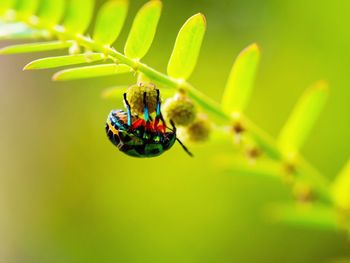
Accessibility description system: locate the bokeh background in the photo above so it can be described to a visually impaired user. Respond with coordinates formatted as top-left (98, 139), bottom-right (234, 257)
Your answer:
top-left (1, 0), bottom-right (350, 262)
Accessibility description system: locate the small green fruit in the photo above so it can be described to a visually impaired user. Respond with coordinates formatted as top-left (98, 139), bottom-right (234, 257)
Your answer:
top-left (126, 83), bottom-right (158, 115)
top-left (163, 94), bottom-right (197, 126)
top-left (184, 114), bottom-right (211, 142)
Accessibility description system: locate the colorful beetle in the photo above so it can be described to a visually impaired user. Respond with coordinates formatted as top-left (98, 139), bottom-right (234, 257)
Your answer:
top-left (106, 89), bottom-right (192, 158)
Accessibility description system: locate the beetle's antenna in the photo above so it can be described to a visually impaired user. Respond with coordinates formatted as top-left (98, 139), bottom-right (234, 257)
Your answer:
top-left (170, 120), bottom-right (193, 157)
top-left (123, 93), bottom-right (132, 126)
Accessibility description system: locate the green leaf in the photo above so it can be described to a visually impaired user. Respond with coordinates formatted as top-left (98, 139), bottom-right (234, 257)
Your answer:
top-left (24, 53), bottom-right (105, 70)
top-left (216, 154), bottom-right (281, 180)
top-left (228, 159), bottom-right (280, 180)
top-left (53, 64), bottom-right (132, 81)
top-left (0, 0), bottom-right (15, 14)
top-left (102, 85), bottom-right (175, 100)
top-left (329, 258), bottom-right (350, 263)
top-left (15, 0), bottom-right (39, 18)
top-left (332, 159), bottom-right (350, 211)
top-left (63, 0), bottom-right (94, 34)
top-left (101, 86), bottom-right (128, 99)
top-left (221, 43), bottom-right (260, 113)
top-left (267, 203), bottom-right (338, 231)
top-left (94, 0), bottom-right (128, 45)
top-left (277, 81), bottom-right (329, 156)
top-left (37, 0), bottom-right (65, 26)
top-left (0, 40), bottom-right (72, 54)
top-left (167, 13), bottom-right (206, 80)
top-left (124, 0), bottom-right (162, 60)
top-left (0, 22), bottom-right (48, 40)
top-left (0, 30), bottom-right (47, 40)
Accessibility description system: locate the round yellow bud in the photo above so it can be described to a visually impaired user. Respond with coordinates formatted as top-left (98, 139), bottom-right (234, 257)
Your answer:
top-left (163, 94), bottom-right (197, 126)
top-left (185, 114), bottom-right (211, 142)
top-left (126, 83), bottom-right (158, 115)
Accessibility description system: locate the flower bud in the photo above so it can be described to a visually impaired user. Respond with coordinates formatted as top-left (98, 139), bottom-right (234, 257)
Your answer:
top-left (126, 83), bottom-right (158, 115)
top-left (184, 114), bottom-right (211, 142)
top-left (293, 182), bottom-right (314, 203)
top-left (163, 94), bottom-right (196, 126)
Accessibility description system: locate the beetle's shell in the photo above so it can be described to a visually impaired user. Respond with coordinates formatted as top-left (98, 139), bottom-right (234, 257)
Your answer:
top-left (106, 110), bottom-right (176, 158)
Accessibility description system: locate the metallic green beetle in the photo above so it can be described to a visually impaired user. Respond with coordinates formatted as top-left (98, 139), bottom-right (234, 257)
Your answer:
top-left (106, 90), bottom-right (192, 158)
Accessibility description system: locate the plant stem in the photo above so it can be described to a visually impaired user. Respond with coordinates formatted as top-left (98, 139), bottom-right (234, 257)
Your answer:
top-left (16, 14), bottom-right (332, 202)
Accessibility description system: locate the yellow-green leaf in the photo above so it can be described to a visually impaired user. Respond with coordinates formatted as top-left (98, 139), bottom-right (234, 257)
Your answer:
top-left (0, 22), bottom-right (48, 40)
top-left (267, 203), bottom-right (338, 231)
top-left (15, 0), bottom-right (39, 18)
top-left (102, 85), bottom-right (175, 100)
top-left (53, 64), bottom-right (132, 81)
top-left (329, 259), bottom-right (350, 263)
top-left (124, 0), bottom-right (162, 60)
top-left (63, 0), bottom-right (94, 34)
top-left (278, 81), bottom-right (329, 156)
top-left (0, 0), bottom-right (15, 14)
top-left (37, 0), bottom-right (65, 26)
top-left (167, 13), bottom-right (206, 80)
top-left (218, 154), bottom-right (281, 180)
top-left (221, 43), bottom-right (260, 113)
top-left (24, 53), bottom-right (105, 70)
top-left (332, 160), bottom-right (350, 211)
top-left (1, 0), bottom-right (15, 9)
top-left (101, 86), bottom-right (128, 99)
top-left (94, 0), bottom-right (128, 45)
top-left (0, 41), bottom-right (72, 54)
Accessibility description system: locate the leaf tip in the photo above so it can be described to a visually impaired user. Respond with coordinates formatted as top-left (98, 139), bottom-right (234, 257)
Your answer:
top-left (306, 80), bottom-right (330, 99)
top-left (0, 47), bottom-right (8, 55)
top-left (101, 91), bottom-right (108, 99)
top-left (23, 62), bottom-right (33, 71)
top-left (250, 43), bottom-right (260, 52)
top-left (241, 43), bottom-right (260, 57)
top-left (146, 0), bottom-right (163, 9)
top-left (189, 13), bottom-right (207, 28)
top-left (197, 13), bottom-right (207, 25)
top-left (313, 80), bottom-right (329, 92)
top-left (52, 72), bottom-right (62, 81)
top-left (122, 0), bottom-right (130, 8)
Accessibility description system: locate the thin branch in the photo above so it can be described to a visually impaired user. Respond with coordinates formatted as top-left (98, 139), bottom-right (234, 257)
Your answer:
top-left (6, 12), bottom-right (332, 202)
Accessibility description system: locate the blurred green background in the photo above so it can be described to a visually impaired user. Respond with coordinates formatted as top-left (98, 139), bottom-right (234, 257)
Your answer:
top-left (1, 0), bottom-right (350, 262)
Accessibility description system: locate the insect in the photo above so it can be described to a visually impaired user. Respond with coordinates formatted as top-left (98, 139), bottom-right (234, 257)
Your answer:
top-left (105, 89), bottom-right (192, 158)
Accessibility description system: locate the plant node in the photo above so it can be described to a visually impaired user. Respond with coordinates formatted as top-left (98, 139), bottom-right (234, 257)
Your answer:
top-left (232, 121), bottom-right (245, 134)
top-left (293, 182), bottom-right (314, 203)
top-left (281, 162), bottom-right (296, 185)
top-left (246, 146), bottom-right (261, 163)
top-left (69, 42), bottom-right (81, 55)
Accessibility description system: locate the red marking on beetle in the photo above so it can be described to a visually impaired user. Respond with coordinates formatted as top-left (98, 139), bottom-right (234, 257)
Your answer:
top-left (131, 119), bottom-right (146, 129)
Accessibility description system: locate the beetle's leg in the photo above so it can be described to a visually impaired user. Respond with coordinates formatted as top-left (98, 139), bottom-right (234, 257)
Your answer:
top-left (153, 89), bottom-right (167, 132)
top-left (123, 93), bottom-right (132, 126)
top-left (157, 89), bottom-right (166, 124)
top-left (141, 92), bottom-right (152, 140)
top-left (143, 92), bottom-right (150, 123)
top-left (170, 120), bottom-right (193, 157)
top-left (155, 89), bottom-right (161, 118)
top-left (176, 138), bottom-right (193, 157)
top-left (154, 89), bottom-right (161, 128)
top-left (170, 120), bottom-right (176, 132)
